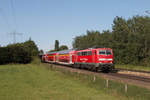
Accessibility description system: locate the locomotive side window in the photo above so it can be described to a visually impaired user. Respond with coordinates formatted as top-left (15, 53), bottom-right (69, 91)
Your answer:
top-left (79, 51), bottom-right (92, 56)
top-left (99, 50), bottom-right (105, 55)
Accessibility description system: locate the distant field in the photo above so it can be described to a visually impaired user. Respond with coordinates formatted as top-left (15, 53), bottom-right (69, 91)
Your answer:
top-left (0, 63), bottom-right (149, 100)
top-left (116, 64), bottom-right (150, 72)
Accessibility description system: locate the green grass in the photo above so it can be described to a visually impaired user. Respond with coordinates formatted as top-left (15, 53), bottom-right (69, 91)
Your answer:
top-left (115, 64), bottom-right (150, 72)
top-left (0, 64), bottom-right (150, 100)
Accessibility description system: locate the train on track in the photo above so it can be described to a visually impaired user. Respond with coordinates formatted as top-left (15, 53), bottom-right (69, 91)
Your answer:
top-left (42, 48), bottom-right (114, 72)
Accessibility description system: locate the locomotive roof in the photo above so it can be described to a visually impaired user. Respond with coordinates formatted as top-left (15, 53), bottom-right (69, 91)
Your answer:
top-left (76, 48), bottom-right (112, 52)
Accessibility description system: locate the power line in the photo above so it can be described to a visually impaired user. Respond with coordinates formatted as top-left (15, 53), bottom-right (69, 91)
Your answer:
top-left (10, 0), bottom-right (17, 30)
top-left (9, 0), bottom-right (23, 44)
top-left (9, 31), bottom-right (22, 43)
top-left (0, 8), bottom-right (11, 30)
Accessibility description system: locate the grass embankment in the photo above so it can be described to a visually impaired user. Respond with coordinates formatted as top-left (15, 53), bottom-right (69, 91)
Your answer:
top-left (116, 64), bottom-right (150, 72)
top-left (0, 63), bottom-right (149, 100)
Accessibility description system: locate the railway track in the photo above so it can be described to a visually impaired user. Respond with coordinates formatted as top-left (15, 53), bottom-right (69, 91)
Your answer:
top-left (116, 68), bottom-right (150, 74)
top-left (46, 63), bottom-right (150, 89)
top-left (108, 73), bottom-right (150, 83)
top-left (115, 68), bottom-right (150, 79)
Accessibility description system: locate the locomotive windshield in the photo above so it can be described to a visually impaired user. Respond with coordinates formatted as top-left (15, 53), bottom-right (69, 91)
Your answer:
top-left (99, 50), bottom-right (112, 55)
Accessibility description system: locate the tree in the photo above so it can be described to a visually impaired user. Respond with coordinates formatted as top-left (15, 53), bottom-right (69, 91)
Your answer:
top-left (111, 16), bottom-right (150, 65)
top-left (23, 39), bottom-right (39, 56)
top-left (55, 40), bottom-right (59, 51)
top-left (39, 49), bottom-right (44, 55)
top-left (73, 30), bottom-right (101, 49)
top-left (59, 45), bottom-right (68, 50)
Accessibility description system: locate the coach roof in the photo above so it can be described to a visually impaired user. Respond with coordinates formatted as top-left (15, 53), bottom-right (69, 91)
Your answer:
top-left (58, 49), bottom-right (75, 54)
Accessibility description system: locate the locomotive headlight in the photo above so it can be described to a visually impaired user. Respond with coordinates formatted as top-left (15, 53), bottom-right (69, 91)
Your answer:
top-left (99, 61), bottom-right (102, 63)
top-left (99, 58), bottom-right (105, 61)
top-left (107, 58), bottom-right (112, 61)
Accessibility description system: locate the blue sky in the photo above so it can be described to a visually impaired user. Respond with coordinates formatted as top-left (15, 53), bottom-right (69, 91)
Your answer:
top-left (0, 0), bottom-right (150, 51)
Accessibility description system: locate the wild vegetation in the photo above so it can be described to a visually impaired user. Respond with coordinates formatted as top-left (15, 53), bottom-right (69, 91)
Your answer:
top-left (73, 16), bottom-right (150, 66)
top-left (0, 39), bottom-right (39, 65)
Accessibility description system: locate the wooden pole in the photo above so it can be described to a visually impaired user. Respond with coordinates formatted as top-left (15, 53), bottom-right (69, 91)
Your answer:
top-left (106, 79), bottom-right (109, 88)
top-left (93, 76), bottom-right (96, 82)
top-left (125, 84), bottom-right (128, 93)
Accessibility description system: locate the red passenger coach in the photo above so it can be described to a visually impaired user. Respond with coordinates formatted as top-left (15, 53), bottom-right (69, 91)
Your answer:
top-left (42, 53), bottom-right (49, 62)
top-left (41, 54), bottom-right (46, 62)
top-left (46, 52), bottom-right (57, 63)
top-left (56, 49), bottom-right (76, 65)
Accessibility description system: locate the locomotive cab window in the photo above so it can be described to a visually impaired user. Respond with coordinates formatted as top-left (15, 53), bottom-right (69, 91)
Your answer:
top-left (99, 50), bottom-right (112, 55)
top-left (106, 50), bottom-right (112, 55)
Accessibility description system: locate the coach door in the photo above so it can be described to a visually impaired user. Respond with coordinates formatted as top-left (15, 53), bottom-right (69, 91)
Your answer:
top-left (56, 55), bottom-right (59, 62)
top-left (54, 55), bottom-right (55, 62)
top-left (70, 54), bottom-right (72, 64)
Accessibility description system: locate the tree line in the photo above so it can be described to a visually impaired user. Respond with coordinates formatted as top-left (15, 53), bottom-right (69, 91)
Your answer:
top-left (49, 40), bottom-right (68, 52)
top-left (0, 39), bottom-right (39, 65)
top-left (73, 16), bottom-right (150, 66)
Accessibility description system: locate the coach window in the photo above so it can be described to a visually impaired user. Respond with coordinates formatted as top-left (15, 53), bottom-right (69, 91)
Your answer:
top-left (82, 52), bottom-right (84, 56)
top-left (82, 52), bottom-right (85, 56)
top-left (87, 51), bottom-right (92, 55)
top-left (86, 52), bottom-right (88, 55)
top-left (89, 51), bottom-right (92, 55)
top-left (85, 52), bottom-right (88, 55)
top-left (81, 52), bottom-right (83, 56)
top-left (78, 52), bottom-right (80, 55)
top-left (82, 52), bottom-right (87, 56)
top-left (83, 52), bottom-right (85, 56)
top-left (87, 51), bottom-right (89, 55)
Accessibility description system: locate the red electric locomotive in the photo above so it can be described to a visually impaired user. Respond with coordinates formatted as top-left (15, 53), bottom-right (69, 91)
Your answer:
top-left (74, 48), bottom-right (114, 72)
top-left (42, 48), bottom-right (114, 72)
